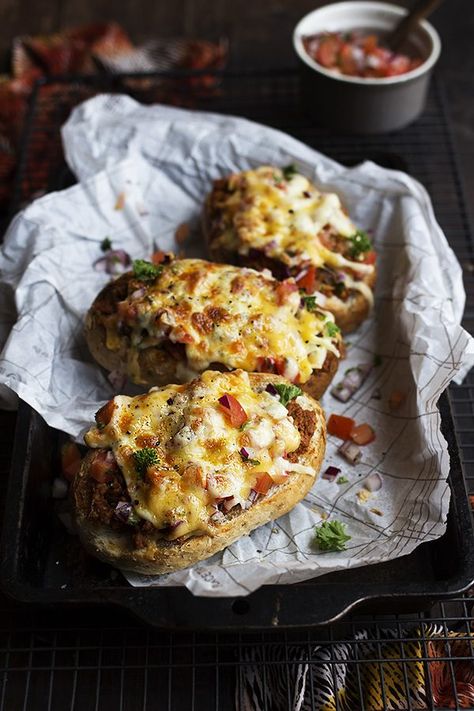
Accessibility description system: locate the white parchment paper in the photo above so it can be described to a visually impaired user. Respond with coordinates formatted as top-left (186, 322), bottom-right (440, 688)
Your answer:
top-left (0, 94), bottom-right (473, 597)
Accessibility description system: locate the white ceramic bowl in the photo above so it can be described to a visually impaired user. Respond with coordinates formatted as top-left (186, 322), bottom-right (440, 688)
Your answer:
top-left (293, 1), bottom-right (442, 133)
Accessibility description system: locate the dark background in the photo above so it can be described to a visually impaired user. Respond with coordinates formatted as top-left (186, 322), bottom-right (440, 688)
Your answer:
top-left (0, 0), bottom-right (472, 216)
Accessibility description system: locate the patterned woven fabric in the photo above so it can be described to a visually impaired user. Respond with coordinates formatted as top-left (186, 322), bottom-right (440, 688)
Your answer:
top-left (237, 625), bottom-right (474, 710)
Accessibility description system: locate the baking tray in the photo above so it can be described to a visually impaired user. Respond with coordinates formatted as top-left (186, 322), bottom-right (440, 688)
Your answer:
top-left (1, 393), bottom-right (473, 629)
top-left (1, 70), bottom-right (474, 629)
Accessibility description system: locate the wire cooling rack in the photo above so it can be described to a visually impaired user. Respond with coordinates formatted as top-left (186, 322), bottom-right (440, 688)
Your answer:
top-left (0, 69), bottom-right (473, 710)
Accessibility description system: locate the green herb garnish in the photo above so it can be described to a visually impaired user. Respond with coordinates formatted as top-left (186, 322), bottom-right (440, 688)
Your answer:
top-left (326, 321), bottom-right (340, 338)
top-left (314, 520), bottom-right (351, 552)
top-left (273, 383), bottom-right (302, 407)
top-left (248, 459), bottom-right (261, 466)
top-left (348, 230), bottom-right (372, 259)
top-left (101, 237), bottom-right (112, 252)
top-left (302, 295), bottom-right (318, 312)
top-left (282, 163), bottom-right (297, 181)
top-left (239, 420), bottom-right (252, 431)
top-left (133, 447), bottom-right (159, 476)
top-left (133, 259), bottom-right (163, 281)
top-left (337, 476), bottom-right (349, 485)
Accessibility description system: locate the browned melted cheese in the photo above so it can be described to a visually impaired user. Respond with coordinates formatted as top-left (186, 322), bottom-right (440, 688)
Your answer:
top-left (106, 259), bottom-right (341, 384)
top-left (211, 166), bottom-right (375, 303)
top-left (85, 370), bottom-right (319, 539)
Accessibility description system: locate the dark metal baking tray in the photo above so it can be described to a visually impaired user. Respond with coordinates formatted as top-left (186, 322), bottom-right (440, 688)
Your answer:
top-left (1, 394), bottom-right (473, 629)
top-left (1, 70), bottom-right (474, 629)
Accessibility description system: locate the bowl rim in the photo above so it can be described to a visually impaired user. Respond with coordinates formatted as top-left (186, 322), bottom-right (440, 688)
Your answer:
top-left (293, 1), bottom-right (442, 86)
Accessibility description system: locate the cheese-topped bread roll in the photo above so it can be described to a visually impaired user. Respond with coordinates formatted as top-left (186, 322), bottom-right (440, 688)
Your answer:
top-left (73, 370), bottom-right (326, 574)
top-left (204, 165), bottom-right (376, 333)
top-left (85, 255), bottom-right (342, 399)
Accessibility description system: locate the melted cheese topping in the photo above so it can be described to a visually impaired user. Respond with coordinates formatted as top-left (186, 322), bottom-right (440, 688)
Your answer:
top-left (85, 370), bottom-right (317, 539)
top-left (212, 165), bottom-right (375, 276)
top-left (108, 259), bottom-right (341, 384)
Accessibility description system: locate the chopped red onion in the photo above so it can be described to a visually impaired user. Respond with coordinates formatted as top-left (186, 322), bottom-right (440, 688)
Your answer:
top-left (114, 501), bottom-right (133, 523)
top-left (240, 447), bottom-right (249, 460)
top-left (165, 519), bottom-right (185, 531)
top-left (94, 249), bottom-right (131, 276)
top-left (108, 369), bottom-right (127, 391)
top-left (52, 478), bottom-right (68, 499)
top-left (364, 473), bottom-right (383, 492)
top-left (338, 440), bottom-right (362, 465)
top-left (210, 510), bottom-right (226, 523)
top-left (322, 466), bottom-right (341, 481)
top-left (130, 287), bottom-right (146, 301)
top-left (331, 385), bottom-right (353, 403)
top-left (248, 490), bottom-right (259, 504)
top-left (265, 383), bottom-right (278, 396)
top-left (331, 363), bottom-right (373, 402)
top-left (222, 496), bottom-right (237, 513)
top-left (218, 394), bottom-right (231, 408)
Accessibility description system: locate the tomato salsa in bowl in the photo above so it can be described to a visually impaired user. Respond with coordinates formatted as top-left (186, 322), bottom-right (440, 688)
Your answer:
top-left (293, 2), bottom-right (441, 134)
top-left (303, 31), bottom-right (423, 79)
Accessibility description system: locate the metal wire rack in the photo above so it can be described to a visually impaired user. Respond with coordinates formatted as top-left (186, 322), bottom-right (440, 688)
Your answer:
top-left (0, 69), bottom-right (473, 710)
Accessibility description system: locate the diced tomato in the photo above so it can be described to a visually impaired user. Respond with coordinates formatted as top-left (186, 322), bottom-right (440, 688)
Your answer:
top-left (275, 279), bottom-right (298, 305)
top-left (151, 250), bottom-right (166, 265)
top-left (316, 36), bottom-right (341, 68)
top-left (304, 31), bottom-right (422, 79)
top-left (256, 356), bottom-right (286, 376)
top-left (253, 472), bottom-right (273, 495)
top-left (172, 327), bottom-right (194, 344)
top-left (90, 450), bottom-right (117, 483)
top-left (61, 442), bottom-right (82, 482)
top-left (362, 34), bottom-right (378, 53)
top-left (339, 43), bottom-right (358, 75)
top-left (363, 250), bottom-right (376, 265)
top-left (295, 265), bottom-right (316, 294)
top-left (350, 423), bottom-right (375, 445)
top-left (389, 390), bottom-right (406, 410)
top-left (327, 414), bottom-right (355, 440)
top-left (95, 399), bottom-right (116, 427)
top-left (218, 393), bottom-right (248, 428)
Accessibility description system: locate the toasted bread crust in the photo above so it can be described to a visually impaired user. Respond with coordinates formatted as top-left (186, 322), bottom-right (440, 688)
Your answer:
top-left (73, 373), bottom-right (326, 575)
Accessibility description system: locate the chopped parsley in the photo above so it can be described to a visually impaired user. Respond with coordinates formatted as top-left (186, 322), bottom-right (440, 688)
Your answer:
top-left (133, 448), bottom-right (158, 476)
top-left (326, 321), bottom-right (340, 338)
top-left (348, 230), bottom-right (372, 259)
top-left (337, 476), bottom-right (349, 485)
top-left (101, 237), bottom-right (112, 252)
top-left (133, 259), bottom-right (163, 281)
top-left (282, 163), bottom-right (297, 181)
top-left (302, 295), bottom-right (318, 312)
top-left (239, 420), bottom-right (252, 431)
top-left (247, 458), bottom-right (261, 466)
top-left (314, 520), bottom-right (351, 552)
top-left (273, 383), bottom-right (302, 407)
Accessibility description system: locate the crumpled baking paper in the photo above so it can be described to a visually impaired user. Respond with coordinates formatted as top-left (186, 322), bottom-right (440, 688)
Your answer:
top-left (0, 94), bottom-right (473, 597)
